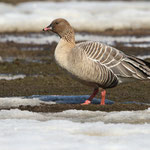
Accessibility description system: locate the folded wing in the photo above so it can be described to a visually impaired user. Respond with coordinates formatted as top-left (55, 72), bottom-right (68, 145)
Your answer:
top-left (78, 41), bottom-right (150, 85)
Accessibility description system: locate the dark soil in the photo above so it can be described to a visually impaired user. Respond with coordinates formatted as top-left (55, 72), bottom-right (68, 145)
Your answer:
top-left (0, 32), bottom-right (149, 112)
top-left (0, 76), bottom-right (149, 104)
top-left (0, 41), bottom-right (56, 60)
top-left (1, 103), bottom-right (149, 113)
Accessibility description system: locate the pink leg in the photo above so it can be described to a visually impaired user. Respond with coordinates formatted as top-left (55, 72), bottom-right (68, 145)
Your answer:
top-left (81, 88), bottom-right (99, 105)
top-left (100, 89), bottom-right (106, 105)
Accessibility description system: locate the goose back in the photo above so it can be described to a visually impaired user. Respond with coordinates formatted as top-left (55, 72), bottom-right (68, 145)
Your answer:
top-left (75, 41), bottom-right (150, 86)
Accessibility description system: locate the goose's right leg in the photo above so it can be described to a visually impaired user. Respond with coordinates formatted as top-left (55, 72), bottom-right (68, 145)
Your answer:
top-left (81, 88), bottom-right (99, 105)
top-left (100, 89), bottom-right (106, 105)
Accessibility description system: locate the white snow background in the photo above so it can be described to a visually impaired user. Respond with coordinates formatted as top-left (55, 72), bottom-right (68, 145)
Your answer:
top-left (0, 1), bottom-right (150, 32)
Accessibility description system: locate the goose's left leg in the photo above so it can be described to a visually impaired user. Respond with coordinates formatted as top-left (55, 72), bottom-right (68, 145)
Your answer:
top-left (81, 88), bottom-right (99, 105)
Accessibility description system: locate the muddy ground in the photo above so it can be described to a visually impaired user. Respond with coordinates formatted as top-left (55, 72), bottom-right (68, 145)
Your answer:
top-left (0, 32), bottom-right (150, 112)
top-left (1, 103), bottom-right (149, 113)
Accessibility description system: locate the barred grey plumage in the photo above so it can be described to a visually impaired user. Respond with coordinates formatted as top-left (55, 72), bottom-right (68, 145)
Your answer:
top-left (43, 18), bottom-right (150, 105)
top-left (76, 41), bottom-right (150, 88)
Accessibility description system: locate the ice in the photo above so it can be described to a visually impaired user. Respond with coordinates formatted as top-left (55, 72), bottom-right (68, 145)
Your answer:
top-left (0, 1), bottom-right (150, 32)
top-left (28, 95), bottom-right (113, 104)
top-left (0, 109), bottom-right (150, 150)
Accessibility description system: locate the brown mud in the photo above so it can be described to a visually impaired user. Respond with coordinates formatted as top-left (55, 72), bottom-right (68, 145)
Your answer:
top-left (1, 103), bottom-right (149, 113)
top-left (0, 32), bottom-right (150, 112)
top-left (1, 28), bottom-right (150, 36)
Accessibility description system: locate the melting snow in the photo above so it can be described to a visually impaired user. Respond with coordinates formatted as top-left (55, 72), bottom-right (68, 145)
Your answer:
top-left (0, 109), bottom-right (150, 150)
top-left (0, 96), bottom-right (149, 150)
top-left (0, 74), bottom-right (26, 80)
top-left (0, 1), bottom-right (150, 32)
top-left (1, 33), bottom-right (150, 47)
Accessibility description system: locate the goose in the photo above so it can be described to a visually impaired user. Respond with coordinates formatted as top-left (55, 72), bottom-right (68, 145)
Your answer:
top-left (43, 18), bottom-right (150, 105)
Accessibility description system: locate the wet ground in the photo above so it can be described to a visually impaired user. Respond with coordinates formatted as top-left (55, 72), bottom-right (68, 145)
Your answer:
top-left (1, 103), bottom-right (149, 113)
top-left (0, 31), bottom-right (150, 112)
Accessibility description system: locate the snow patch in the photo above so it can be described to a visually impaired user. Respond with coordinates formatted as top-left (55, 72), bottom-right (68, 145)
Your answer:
top-left (0, 1), bottom-right (150, 32)
top-left (0, 97), bottom-right (55, 108)
top-left (1, 33), bottom-right (150, 46)
top-left (0, 108), bottom-right (150, 124)
top-left (0, 74), bottom-right (26, 80)
top-left (0, 115), bottom-right (150, 150)
top-left (137, 55), bottom-right (150, 59)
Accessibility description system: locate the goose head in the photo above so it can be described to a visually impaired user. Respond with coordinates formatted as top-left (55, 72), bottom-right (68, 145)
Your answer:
top-left (43, 18), bottom-right (74, 39)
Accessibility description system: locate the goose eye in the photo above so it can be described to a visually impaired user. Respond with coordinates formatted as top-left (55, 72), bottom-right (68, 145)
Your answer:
top-left (55, 22), bottom-right (59, 25)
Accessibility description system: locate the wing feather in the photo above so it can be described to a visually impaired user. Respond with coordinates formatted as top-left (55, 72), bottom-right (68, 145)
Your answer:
top-left (77, 41), bottom-right (150, 83)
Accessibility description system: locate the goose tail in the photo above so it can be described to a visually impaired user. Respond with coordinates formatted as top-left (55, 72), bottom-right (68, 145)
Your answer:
top-left (126, 56), bottom-right (150, 80)
top-left (138, 58), bottom-right (150, 79)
